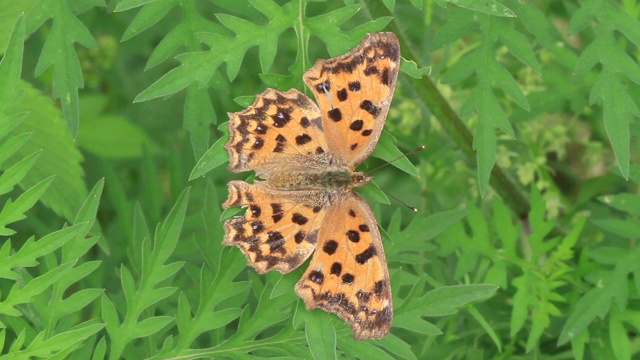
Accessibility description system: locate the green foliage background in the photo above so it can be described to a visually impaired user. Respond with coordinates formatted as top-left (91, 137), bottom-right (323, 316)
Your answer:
top-left (1, 0), bottom-right (639, 358)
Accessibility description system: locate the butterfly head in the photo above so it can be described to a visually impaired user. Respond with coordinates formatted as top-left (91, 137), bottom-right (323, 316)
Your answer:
top-left (351, 172), bottom-right (371, 188)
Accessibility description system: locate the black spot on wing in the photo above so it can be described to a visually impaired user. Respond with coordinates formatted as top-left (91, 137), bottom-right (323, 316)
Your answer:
top-left (355, 245), bottom-right (376, 264)
top-left (328, 108), bottom-right (342, 122)
top-left (323, 240), bottom-right (338, 255)
top-left (330, 262), bottom-right (342, 276)
top-left (270, 203), bottom-right (283, 223)
top-left (346, 230), bottom-right (360, 243)
top-left (337, 88), bottom-right (348, 102)
top-left (295, 134), bottom-right (312, 145)
top-left (350, 120), bottom-right (363, 131)
top-left (360, 100), bottom-right (380, 116)
top-left (309, 270), bottom-right (324, 285)
top-left (348, 81), bottom-right (361, 92)
top-left (341, 273), bottom-right (355, 284)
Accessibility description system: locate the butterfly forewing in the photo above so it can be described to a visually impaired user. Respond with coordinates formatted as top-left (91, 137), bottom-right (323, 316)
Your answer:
top-left (226, 88), bottom-right (330, 175)
top-left (303, 32), bottom-right (400, 167)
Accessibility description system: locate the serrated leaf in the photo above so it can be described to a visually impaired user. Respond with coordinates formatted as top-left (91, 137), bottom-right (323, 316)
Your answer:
top-left (496, 21), bottom-right (541, 73)
top-left (490, 61), bottom-right (529, 113)
top-left (0, 14), bottom-right (24, 136)
top-left (120, 0), bottom-right (173, 41)
top-left (400, 59), bottom-right (431, 79)
top-left (105, 189), bottom-right (189, 359)
top-left (0, 261), bottom-right (76, 316)
top-left (4, 322), bottom-right (104, 358)
top-left (33, 0), bottom-right (98, 137)
top-left (0, 176), bottom-right (53, 236)
top-left (0, 151), bottom-right (40, 196)
top-left (132, 316), bottom-right (174, 338)
top-left (430, 11), bottom-right (479, 50)
top-left (474, 108), bottom-right (496, 197)
top-left (559, 247), bottom-right (640, 344)
top-left (10, 81), bottom-right (88, 222)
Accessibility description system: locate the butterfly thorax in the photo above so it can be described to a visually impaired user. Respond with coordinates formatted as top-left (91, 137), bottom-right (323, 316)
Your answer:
top-left (266, 169), bottom-right (370, 190)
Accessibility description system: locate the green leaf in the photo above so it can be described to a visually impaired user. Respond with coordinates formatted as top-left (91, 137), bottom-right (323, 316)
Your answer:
top-left (451, 0), bottom-right (516, 17)
top-left (393, 313), bottom-right (442, 335)
top-left (189, 135), bottom-right (228, 180)
top-left (559, 246), bottom-right (640, 344)
top-left (105, 188), bottom-right (189, 359)
top-left (1, 322), bottom-right (104, 359)
top-left (0, 13), bottom-right (24, 139)
top-left (132, 316), bottom-right (174, 338)
top-left (371, 131), bottom-right (419, 176)
top-left (305, 312), bottom-right (336, 360)
top-left (400, 59), bottom-right (431, 79)
top-left (10, 81), bottom-right (88, 222)
top-left (421, 284), bottom-right (498, 316)
top-left (0, 176), bottom-right (53, 236)
top-left (375, 334), bottom-right (416, 360)
top-left (609, 306), bottom-right (630, 360)
top-left (0, 151), bottom-right (40, 196)
top-left (591, 218), bottom-right (640, 238)
top-left (0, 222), bottom-right (84, 280)
top-left (32, 0), bottom-right (98, 137)
top-left (0, 261), bottom-right (76, 316)
top-left (119, 0), bottom-right (173, 41)
top-left (77, 113), bottom-right (158, 159)
top-left (337, 336), bottom-right (394, 359)
top-left (598, 193), bottom-right (640, 217)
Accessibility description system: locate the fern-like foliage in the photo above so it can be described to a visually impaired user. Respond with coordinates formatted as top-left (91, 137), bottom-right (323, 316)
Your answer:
top-left (570, 0), bottom-right (640, 179)
top-left (102, 189), bottom-right (189, 359)
top-left (128, 0), bottom-right (393, 158)
top-left (28, 0), bottom-right (99, 137)
top-left (1, 19), bottom-right (106, 352)
top-left (434, 7), bottom-right (540, 196)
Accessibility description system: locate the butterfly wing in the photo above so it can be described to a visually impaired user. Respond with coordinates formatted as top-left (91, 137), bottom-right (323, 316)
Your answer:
top-left (223, 180), bottom-right (328, 274)
top-left (295, 191), bottom-right (392, 339)
top-left (303, 32), bottom-right (400, 167)
top-left (225, 88), bottom-right (331, 178)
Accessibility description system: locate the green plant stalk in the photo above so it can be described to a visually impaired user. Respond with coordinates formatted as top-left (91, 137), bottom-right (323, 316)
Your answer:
top-left (366, 1), bottom-right (530, 217)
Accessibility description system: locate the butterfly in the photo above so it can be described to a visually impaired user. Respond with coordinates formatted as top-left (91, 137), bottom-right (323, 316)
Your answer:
top-left (222, 32), bottom-right (400, 339)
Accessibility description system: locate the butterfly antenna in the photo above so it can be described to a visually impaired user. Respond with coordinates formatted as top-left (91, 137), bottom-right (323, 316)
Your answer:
top-left (365, 145), bottom-right (425, 212)
top-left (367, 180), bottom-right (419, 212)
top-left (366, 145), bottom-right (426, 175)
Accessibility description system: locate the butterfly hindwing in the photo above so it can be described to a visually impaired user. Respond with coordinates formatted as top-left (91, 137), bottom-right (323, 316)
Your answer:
top-left (223, 180), bottom-right (327, 274)
top-left (295, 192), bottom-right (392, 339)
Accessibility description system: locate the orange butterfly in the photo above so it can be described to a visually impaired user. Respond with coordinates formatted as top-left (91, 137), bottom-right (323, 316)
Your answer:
top-left (223, 32), bottom-right (400, 339)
